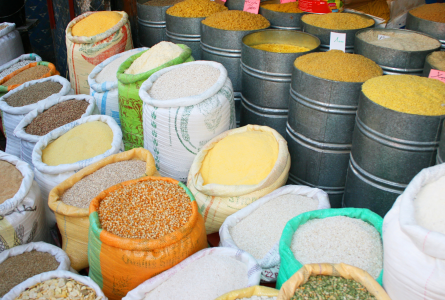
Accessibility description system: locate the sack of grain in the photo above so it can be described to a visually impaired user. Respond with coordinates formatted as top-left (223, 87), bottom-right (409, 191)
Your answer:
top-left (14, 94), bottom-right (96, 169)
top-left (123, 247), bottom-right (262, 300)
top-left (383, 164), bottom-right (445, 300)
top-left (117, 44), bottom-right (194, 150)
top-left (88, 48), bottom-right (148, 126)
top-left (277, 208), bottom-right (384, 289)
top-left (0, 53), bottom-right (42, 81)
top-left (0, 75), bottom-right (73, 157)
top-left (278, 263), bottom-right (390, 300)
top-left (140, 61), bottom-right (235, 182)
top-left (48, 148), bottom-right (158, 271)
top-left (216, 286), bottom-right (279, 300)
top-left (2, 270), bottom-right (107, 300)
top-left (66, 11), bottom-right (134, 94)
top-left (220, 185), bottom-right (330, 282)
top-left (0, 151), bottom-right (49, 253)
top-left (32, 115), bottom-right (123, 228)
top-left (88, 176), bottom-right (207, 300)
top-left (0, 23), bottom-right (24, 67)
top-left (187, 124), bottom-right (290, 234)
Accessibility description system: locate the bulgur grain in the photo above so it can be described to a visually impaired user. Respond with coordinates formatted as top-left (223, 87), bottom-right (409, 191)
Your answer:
top-left (0, 61), bottom-right (34, 78)
top-left (4, 81), bottom-right (62, 107)
top-left (410, 3), bottom-right (445, 23)
top-left (0, 160), bottom-right (23, 204)
top-left (427, 51), bottom-right (445, 71)
top-left (302, 13), bottom-right (374, 30)
top-left (3, 65), bottom-right (50, 86)
top-left (167, 0), bottom-right (227, 18)
top-left (202, 11), bottom-right (270, 31)
top-left (261, 1), bottom-right (303, 13)
top-left (252, 44), bottom-right (309, 53)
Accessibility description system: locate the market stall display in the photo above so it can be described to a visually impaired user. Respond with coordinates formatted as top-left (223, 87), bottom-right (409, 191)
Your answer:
top-left (423, 51), bottom-right (445, 77)
top-left (260, 2), bottom-right (305, 31)
top-left (0, 23), bottom-right (24, 67)
top-left (0, 53), bottom-right (42, 81)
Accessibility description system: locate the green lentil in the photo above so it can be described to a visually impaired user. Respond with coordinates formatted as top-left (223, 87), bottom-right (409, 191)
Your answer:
top-left (291, 275), bottom-right (377, 300)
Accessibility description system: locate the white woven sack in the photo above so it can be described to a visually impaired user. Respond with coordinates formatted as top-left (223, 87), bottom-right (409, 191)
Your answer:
top-left (88, 48), bottom-right (147, 125)
top-left (123, 247), bottom-right (261, 300)
top-left (140, 61), bottom-right (236, 182)
top-left (0, 151), bottom-right (49, 252)
top-left (219, 185), bottom-right (331, 282)
top-left (0, 23), bottom-right (24, 67)
top-left (383, 164), bottom-right (445, 300)
top-left (32, 115), bottom-right (123, 227)
top-left (3, 270), bottom-right (107, 300)
top-left (0, 75), bottom-right (73, 158)
top-left (0, 53), bottom-right (42, 80)
top-left (13, 94), bottom-right (96, 169)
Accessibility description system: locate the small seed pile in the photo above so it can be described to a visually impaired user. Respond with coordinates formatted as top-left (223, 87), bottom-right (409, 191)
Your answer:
top-left (302, 13), bottom-right (374, 30)
top-left (252, 44), bottom-right (310, 53)
top-left (0, 24), bottom-right (8, 30)
top-left (0, 251), bottom-right (59, 297)
top-left (98, 180), bottom-right (192, 239)
top-left (144, 0), bottom-right (183, 6)
top-left (261, 1), bottom-right (303, 13)
top-left (3, 65), bottom-right (50, 86)
top-left (295, 50), bottom-right (382, 82)
top-left (291, 276), bottom-right (376, 300)
top-left (358, 30), bottom-right (440, 51)
top-left (410, 3), bottom-right (445, 23)
top-left (25, 100), bottom-right (89, 136)
top-left (0, 60), bottom-right (34, 78)
top-left (202, 11), bottom-right (270, 31)
top-left (14, 278), bottom-right (100, 300)
top-left (62, 160), bottom-right (147, 208)
top-left (149, 64), bottom-right (220, 100)
top-left (4, 81), bottom-right (62, 107)
top-left (96, 51), bottom-right (137, 83)
top-left (0, 160), bottom-right (23, 204)
top-left (427, 51), bottom-right (445, 71)
top-left (230, 194), bottom-right (319, 259)
top-left (167, 0), bottom-right (227, 18)
top-left (291, 216), bottom-right (383, 279)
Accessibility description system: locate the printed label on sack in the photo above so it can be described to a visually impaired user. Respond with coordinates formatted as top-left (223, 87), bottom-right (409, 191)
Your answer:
top-left (429, 69), bottom-right (445, 84)
top-left (244, 0), bottom-right (261, 13)
top-left (330, 32), bottom-right (346, 52)
top-left (378, 35), bottom-right (390, 40)
top-left (298, 0), bottom-right (343, 13)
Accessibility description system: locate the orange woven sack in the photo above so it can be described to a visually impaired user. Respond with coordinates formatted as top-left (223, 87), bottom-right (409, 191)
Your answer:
top-left (88, 176), bottom-right (207, 300)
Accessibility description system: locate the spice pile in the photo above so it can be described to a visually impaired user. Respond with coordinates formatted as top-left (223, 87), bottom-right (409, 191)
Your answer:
top-left (98, 179), bottom-right (192, 239)
top-left (143, 255), bottom-right (248, 300)
top-left (144, 0), bottom-right (183, 6)
top-left (230, 194), bottom-right (319, 259)
top-left (0, 251), bottom-right (59, 297)
top-left (166, 0), bottom-right (227, 18)
top-left (0, 160), bottom-right (23, 204)
top-left (96, 51), bottom-right (137, 83)
top-left (427, 51), bottom-right (445, 71)
top-left (410, 3), bottom-right (445, 23)
top-left (291, 276), bottom-right (377, 299)
top-left (25, 100), bottom-right (89, 136)
top-left (202, 11), bottom-right (270, 31)
top-left (149, 64), bottom-right (220, 100)
top-left (0, 60), bottom-right (34, 78)
top-left (358, 30), bottom-right (441, 51)
top-left (72, 11), bottom-right (122, 37)
top-left (302, 13), bottom-right (374, 30)
top-left (4, 81), bottom-right (62, 107)
top-left (62, 160), bottom-right (147, 208)
top-left (252, 44), bottom-right (309, 53)
top-left (2, 65), bottom-right (50, 86)
top-left (261, 1), bottom-right (303, 13)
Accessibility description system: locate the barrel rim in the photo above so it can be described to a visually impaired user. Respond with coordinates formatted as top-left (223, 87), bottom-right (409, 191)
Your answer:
top-left (165, 13), bottom-right (206, 21)
top-left (407, 10), bottom-right (445, 28)
top-left (201, 22), bottom-right (270, 33)
top-left (287, 123), bottom-right (352, 151)
top-left (241, 62), bottom-right (292, 81)
top-left (241, 94), bottom-right (289, 115)
top-left (259, 5), bottom-right (307, 17)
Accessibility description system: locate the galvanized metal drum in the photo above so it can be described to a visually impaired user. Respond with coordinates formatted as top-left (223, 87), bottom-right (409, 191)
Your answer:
top-left (259, 6), bottom-right (306, 30)
top-left (240, 29), bottom-right (319, 137)
top-left (438, 124), bottom-right (445, 164)
top-left (286, 66), bottom-right (364, 208)
top-left (355, 28), bottom-right (441, 76)
top-left (423, 52), bottom-right (444, 77)
top-left (406, 11), bottom-right (445, 51)
top-left (301, 14), bottom-right (374, 53)
top-left (226, 0), bottom-right (245, 10)
top-left (137, 0), bottom-right (171, 47)
top-left (166, 14), bottom-right (204, 60)
top-left (343, 92), bottom-right (444, 216)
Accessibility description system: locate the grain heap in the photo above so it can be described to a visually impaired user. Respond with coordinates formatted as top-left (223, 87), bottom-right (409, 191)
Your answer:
top-left (143, 255), bottom-right (247, 300)
top-left (25, 100), bottom-right (89, 136)
top-left (291, 216), bottom-right (383, 279)
top-left (0, 160), bottom-right (23, 204)
top-left (3, 81), bottom-right (62, 107)
top-left (202, 11), bottom-right (270, 31)
top-left (410, 3), bottom-right (445, 23)
top-left (0, 251), bottom-right (59, 297)
top-left (358, 30), bottom-right (441, 51)
top-left (261, 1), bottom-right (303, 13)
top-left (125, 42), bottom-right (183, 75)
top-left (72, 11), bottom-right (122, 36)
top-left (98, 180), bottom-right (192, 239)
top-left (62, 160), bottom-right (147, 208)
top-left (302, 13), bottom-right (374, 30)
top-left (239, 297), bottom-right (276, 300)
top-left (427, 51), bottom-right (445, 71)
top-left (252, 44), bottom-right (309, 53)
top-left (230, 194), bottom-right (319, 259)
top-left (166, 0), bottom-right (227, 18)
top-left (200, 131), bottom-right (278, 185)
top-left (362, 75), bottom-right (445, 116)
top-left (2, 65), bottom-right (50, 86)
top-left (294, 50), bottom-right (382, 82)
top-left (0, 61), bottom-right (34, 78)
top-left (350, 0), bottom-right (390, 22)
top-left (144, 0), bottom-right (183, 6)
top-left (96, 51), bottom-right (138, 83)
top-left (149, 64), bottom-right (220, 99)
top-left (42, 121), bottom-right (113, 166)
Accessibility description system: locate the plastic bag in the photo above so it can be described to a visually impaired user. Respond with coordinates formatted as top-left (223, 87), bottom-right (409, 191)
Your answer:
top-left (140, 61), bottom-right (236, 182)
top-left (220, 185), bottom-right (331, 282)
top-left (0, 53), bottom-right (42, 80)
top-left (216, 286), bottom-right (279, 300)
top-left (0, 23), bottom-right (24, 67)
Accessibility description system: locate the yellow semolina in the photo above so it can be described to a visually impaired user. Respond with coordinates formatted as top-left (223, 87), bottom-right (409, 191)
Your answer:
top-left (72, 11), bottom-right (122, 37)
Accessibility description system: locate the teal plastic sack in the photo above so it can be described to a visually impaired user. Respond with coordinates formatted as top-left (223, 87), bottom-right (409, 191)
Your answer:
top-left (117, 44), bottom-right (194, 150)
top-left (277, 208), bottom-right (384, 289)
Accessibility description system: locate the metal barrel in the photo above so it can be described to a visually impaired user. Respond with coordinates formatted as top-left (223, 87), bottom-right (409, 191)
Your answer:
top-left (343, 92), bottom-right (444, 216)
top-left (301, 15), bottom-right (374, 53)
top-left (423, 52), bottom-right (444, 77)
top-left (226, 0), bottom-right (245, 10)
top-left (137, 0), bottom-right (171, 47)
top-left (201, 24), bottom-right (268, 126)
top-left (355, 28), bottom-right (441, 76)
top-left (165, 14), bottom-right (204, 60)
top-left (438, 124), bottom-right (445, 164)
top-left (286, 66), bottom-right (363, 208)
top-left (240, 29), bottom-right (320, 137)
top-left (259, 7), bottom-right (306, 30)
top-left (406, 11), bottom-right (445, 51)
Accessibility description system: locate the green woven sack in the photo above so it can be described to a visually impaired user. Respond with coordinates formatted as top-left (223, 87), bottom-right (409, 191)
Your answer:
top-left (276, 208), bottom-right (384, 289)
top-left (116, 44), bottom-right (194, 150)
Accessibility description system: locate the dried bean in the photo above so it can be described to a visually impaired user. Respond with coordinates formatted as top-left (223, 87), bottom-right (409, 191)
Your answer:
top-left (3, 65), bottom-right (50, 86)
top-left (4, 81), bottom-right (62, 107)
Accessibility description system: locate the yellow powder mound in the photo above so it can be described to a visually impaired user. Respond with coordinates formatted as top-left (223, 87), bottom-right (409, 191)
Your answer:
top-left (166, 0), bottom-right (227, 18)
top-left (72, 11), bottom-right (122, 37)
